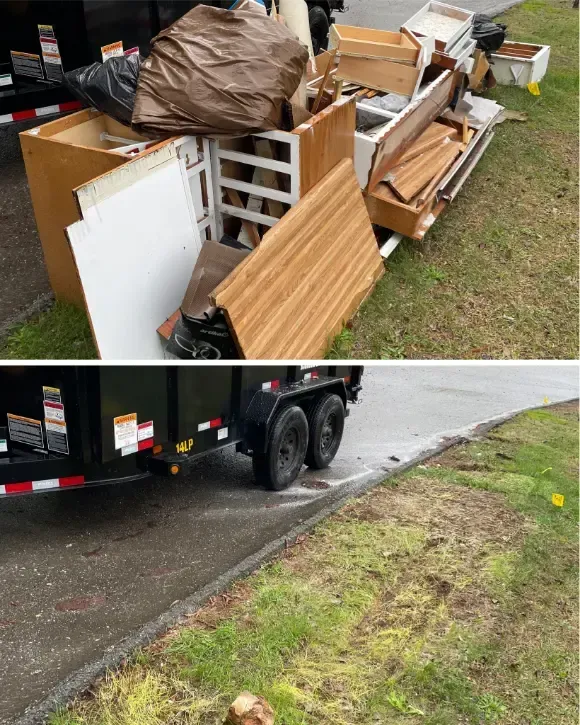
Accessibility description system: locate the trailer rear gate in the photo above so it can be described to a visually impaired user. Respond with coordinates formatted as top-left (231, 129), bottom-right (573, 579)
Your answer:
top-left (0, 365), bottom-right (361, 495)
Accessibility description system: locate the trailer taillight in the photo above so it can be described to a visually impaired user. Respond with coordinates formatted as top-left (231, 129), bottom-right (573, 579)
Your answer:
top-left (152, 444), bottom-right (163, 455)
top-left (170, 464), bottom-right (180, 475)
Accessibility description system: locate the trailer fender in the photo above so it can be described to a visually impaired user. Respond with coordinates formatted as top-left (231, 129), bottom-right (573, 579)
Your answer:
top-left (244, 377), bottom-right (347, 454)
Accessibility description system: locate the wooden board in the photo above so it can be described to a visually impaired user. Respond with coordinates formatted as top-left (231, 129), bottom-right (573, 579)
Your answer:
top-left (386, 139), bottom-right (460, 203)
top-left (335, 54), bottom-right (420, 96)
top-left (394, 121), bottom-right (458, 165)
top-left (366, 69), bottom-right (458, 193)
top-left (210, 159), bottom-right (384, 359)
top-left (292, 95), bottom-right (356, 196)
top-left (19, 121), bottom-right (128, 306)
top-left (67, 157), bottom-right (201, 359)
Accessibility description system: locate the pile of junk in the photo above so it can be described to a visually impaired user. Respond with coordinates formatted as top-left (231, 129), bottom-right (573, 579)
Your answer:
top-left (19, 0), bottom-right (551, 360)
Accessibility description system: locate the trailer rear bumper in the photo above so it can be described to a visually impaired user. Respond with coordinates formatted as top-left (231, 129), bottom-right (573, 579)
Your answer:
top-left (0, 448), bottom-right (152, 497)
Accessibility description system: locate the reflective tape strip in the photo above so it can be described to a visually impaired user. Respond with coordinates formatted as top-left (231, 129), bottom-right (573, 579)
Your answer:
top-left (0, 475), bottom-right (85, 495)
top-left (304, 371), bottom-right (319, 381)
top-left (0, 100), bottom-right (82, 125)
top-left (261, 380), bottom-right (280, 391)
top-left (138, 438), bottom-right (154, 451)
top-left (197, 418), bottom-right (222, 432)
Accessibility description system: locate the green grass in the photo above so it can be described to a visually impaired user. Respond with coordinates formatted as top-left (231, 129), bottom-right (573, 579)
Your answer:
top-left (340, 0), bottom-right (579, 359)
top-left (0, 302), bottom-right (96, 360)
top-left (51, 402), bottom-right (579, 725)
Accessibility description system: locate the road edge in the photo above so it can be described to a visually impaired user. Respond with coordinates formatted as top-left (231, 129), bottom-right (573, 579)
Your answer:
top-left (13, 398), bottom-right (578, 725)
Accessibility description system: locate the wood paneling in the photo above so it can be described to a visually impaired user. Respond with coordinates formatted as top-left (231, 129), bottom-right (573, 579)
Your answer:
top-left (292, 95), bottom-right (356, 196)
top-left (211, 159), bottom-right (384, 359)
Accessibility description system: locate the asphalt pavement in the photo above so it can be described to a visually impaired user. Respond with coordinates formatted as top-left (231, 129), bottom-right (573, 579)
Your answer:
top-left (1, 364), bottom-right (578, 723)
top-left (0, 0), bottom-right (523, 331)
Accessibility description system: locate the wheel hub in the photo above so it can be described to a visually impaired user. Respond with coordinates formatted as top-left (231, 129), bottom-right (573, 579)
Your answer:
top-left (321, 412), bottom-right (336, 451)
top-left (279, 427), bottom-right (298, 471)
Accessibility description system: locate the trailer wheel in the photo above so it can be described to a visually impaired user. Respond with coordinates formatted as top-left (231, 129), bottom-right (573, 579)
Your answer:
top-left (309, 6), bottom-right (330, 55)
top-left (305, 393), bottom-right (345, 469)
top-left (253, 405), bottom-right (309, 490)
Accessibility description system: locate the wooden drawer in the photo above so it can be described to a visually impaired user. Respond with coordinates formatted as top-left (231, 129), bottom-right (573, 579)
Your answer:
top-left (365, 113), bottom-right (496, 240)
top-left (402, 1), bottom-right (474, 53)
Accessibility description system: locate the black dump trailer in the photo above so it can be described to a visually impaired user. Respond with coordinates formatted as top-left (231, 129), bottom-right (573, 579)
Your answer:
top-left (0, 0), bottom-right (344, 121)
top-left (0, 365), bottom-right (362, 497)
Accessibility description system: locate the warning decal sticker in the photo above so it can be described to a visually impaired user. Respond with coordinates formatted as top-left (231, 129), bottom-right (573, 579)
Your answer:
top-left (7, 414), bottom-right (44, 448)
top-left (43, 386), bottom-right (62, 403)
top-left (101, 41), bottom-right (123, 62)
top-left (43, 400), bottom-right (65, 422)
top-left (10, 51), bottom-right (44, 79)
top-left (46, 420), bottom-right (69, 455)
top-left (114, 413), bottom-right (137, 450)
top-left (137, 421), bottom-right (154, 441)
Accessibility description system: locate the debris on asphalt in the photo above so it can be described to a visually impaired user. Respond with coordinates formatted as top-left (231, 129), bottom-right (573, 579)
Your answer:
top-left (15, 0), bottom-right (551, 359)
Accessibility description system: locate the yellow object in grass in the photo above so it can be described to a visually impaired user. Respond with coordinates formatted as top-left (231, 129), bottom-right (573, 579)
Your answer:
top-left (527, 82), bottom-right (541, 96)
top-left (551, 493), bottom-right (564, 507)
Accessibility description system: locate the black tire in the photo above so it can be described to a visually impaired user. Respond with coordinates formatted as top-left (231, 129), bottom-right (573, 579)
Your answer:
top-left (309, 6), bottom-right (330, 55)
top-left (305, 393), bottom-right (345, 469)
top-left (253, 405), bottom-right (309, 490)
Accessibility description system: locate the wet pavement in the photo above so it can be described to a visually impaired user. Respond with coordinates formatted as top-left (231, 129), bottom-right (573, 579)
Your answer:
top-left (0, 119), bottom-right (52, 332)
top-left (1, 364), bottom-right (578, 723)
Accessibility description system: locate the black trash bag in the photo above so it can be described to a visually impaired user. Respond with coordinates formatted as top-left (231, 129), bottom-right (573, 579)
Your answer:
top-left (64, 53), bottom-right (141, 126)
top-left (471, 14), bottom-right (507, 53)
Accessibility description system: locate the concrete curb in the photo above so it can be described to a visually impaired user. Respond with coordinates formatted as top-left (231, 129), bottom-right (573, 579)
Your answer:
top-left (13, 398), bottom-right (578, 725)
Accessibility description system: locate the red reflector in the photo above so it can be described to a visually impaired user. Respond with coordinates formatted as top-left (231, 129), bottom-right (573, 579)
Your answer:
top-left (59, 475), bottom-right (85, 487)
top-left (209, 418), bottom-right (222, 428)
top-left (344, 376), bottom-right (351, 384)
top-left (12, 109), bottom-right (37, 121)
top-left (311, 371), bottom-right (319, 379)
top-left (6, 481), bottom-right (33, 493)
top-left (138, 438), bottom-right (154, 451)
top-left (59, 101), bottom-right (82, 112)
top-left (271, 380), bottom-right (280, 389)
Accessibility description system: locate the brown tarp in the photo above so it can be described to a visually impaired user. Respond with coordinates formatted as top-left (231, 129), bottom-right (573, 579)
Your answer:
top-left (132, 5), bottom-right (309, 138)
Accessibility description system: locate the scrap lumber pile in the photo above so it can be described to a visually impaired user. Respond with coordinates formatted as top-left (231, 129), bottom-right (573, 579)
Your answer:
top-left (19, 0), bottom-right (550, 360)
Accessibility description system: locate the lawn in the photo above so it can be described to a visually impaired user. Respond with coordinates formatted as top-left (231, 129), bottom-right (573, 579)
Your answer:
top-left (1, 0), bottom-right (577, 361)
top-left (51, 401), bottom-right (579, 724)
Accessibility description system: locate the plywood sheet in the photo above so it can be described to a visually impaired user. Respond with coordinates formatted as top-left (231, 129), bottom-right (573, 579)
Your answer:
top-left (211, 159), bottom-right (384, 359)
top-left (67, 158), bottom-right (201, 359)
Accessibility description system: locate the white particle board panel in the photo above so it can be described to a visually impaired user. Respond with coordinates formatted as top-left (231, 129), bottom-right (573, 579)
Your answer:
top-left (67, 158), bottom-right (201, 360)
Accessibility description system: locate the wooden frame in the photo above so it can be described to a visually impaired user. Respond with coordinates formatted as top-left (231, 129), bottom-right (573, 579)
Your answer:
top-left (329, 24), bottom-right (421, 64)
top-left (210, 96), bottom-right (356, 237)
top-left (402, 1), bottom-right (474, 53)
